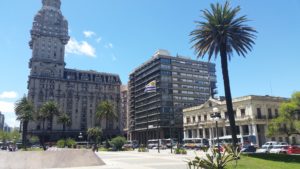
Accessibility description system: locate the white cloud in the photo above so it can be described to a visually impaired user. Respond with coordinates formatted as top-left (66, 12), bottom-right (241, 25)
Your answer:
top-left (0, 101), bottom-right (14, 113)
top-left (0, 91), bottom-right (18, 99)
top-left (66, 38), bottom-right (96, 57)
top-left (96, 37), bottom-right (102, 43)
top-left (83, 31), bottom-right (96, 38)
top-left (105, 43), bottom-right (114, 49)
top-left (112, 54), bottom-right (117, 61)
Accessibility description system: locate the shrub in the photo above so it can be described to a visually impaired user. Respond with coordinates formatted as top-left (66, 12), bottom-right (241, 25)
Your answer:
top-left (56, 138), bottom-right (77, 148)
top-left (109, 136), bottom-right (127, 151)
top-left (66, 138), bottom-right (77, 148)
top-left (57, 139), bottom-right (66, 148)
top-left (187, 145), bottom-right (241, 169)
top-left (138, 147), bottom-right (149, 152)
top-left (175, 148), bottom-right (187, 154)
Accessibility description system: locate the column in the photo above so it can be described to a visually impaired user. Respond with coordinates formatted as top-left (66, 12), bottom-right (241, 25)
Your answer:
top-left (209, 127), bottom-right (213, 145)
top-left (197, 129), bottom-right (200, 138)
top-left (184, 130), bottom-right (187, 139)
top-left (239, 125), bottom-right (243, 136)
top-left (223, 127), bottom-right (227, 136)
top-left (203, 128), bottom-right (206, 139)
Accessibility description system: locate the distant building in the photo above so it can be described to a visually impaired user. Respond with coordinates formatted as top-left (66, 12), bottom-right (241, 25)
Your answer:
top-left (0, 112), bottom-right (4, 131)
top-left (27, 0), bottom-right (121, 140)
top-left (120, 85), bottom-right (129, 137)
top-left (3, 123), bottom-right (12, 133)
top-left (129, 50), bottom-right (217, 143)
top-left (183, 95), bottom-right (300, 146)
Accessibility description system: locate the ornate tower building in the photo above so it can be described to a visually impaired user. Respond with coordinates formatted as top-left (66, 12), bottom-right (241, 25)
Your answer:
top-left (27, 0), bottom-right (121, 140)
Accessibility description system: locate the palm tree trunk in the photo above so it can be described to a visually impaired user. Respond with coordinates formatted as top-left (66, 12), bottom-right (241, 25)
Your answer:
top-left (42, 119), bottom-right (46, 151)
top-left (22, 120), bottom-right (28, 150)
top-left (220, 44), bottom-right (238, 148)
top-left (63, 124), bottom-right (66, 140)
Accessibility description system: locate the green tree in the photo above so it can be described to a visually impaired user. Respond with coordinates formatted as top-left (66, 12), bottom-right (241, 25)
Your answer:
top-left (268, 92), bottom-right (300, 138)
top-left (190, 1), bottom-right (256, 148)
top-left (87, 127), bottom-right (102, 150)
top-left (39, 101), bottom-right (60, 149)
top-left (14, 96), bottom-right (35, 150)
top-left (96, 101), bottom-right (117, 136)
top-left (57, 113), bottom-right (71, 139)
top-left (110, 136), bottom-right (127, 151)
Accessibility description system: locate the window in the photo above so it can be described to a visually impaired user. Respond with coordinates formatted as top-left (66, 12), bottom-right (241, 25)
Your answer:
top-left (257, 108), bottom-right (262, 118)
top-left (275, 109), bottom-right (279, 118)
top-left (198, 115), bottom-right (201, 122)
top-left (268, 108), bottom-right (273, 119)
top-left (192, 116), bottom-right (196, 123)
top-left (186, 117), bottom-right (191, 123)
top-left (241, 109), bottom-right (245, 118)
top-left (204, 115), bottom-right (207, 121)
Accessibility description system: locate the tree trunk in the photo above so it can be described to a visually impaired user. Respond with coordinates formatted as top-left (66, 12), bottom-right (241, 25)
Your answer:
top-left (63, 124), bottom-right (66, 140)
top-left (42, 119), bottom-right (46, 151)
top-left (22, 120), bottom-right (28, 150)
top-left (220, 44), bottom-right (238, 148)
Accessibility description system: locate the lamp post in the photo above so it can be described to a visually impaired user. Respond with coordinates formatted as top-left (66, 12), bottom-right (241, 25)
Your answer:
top-left (211, 108), bottom-right (221, 159)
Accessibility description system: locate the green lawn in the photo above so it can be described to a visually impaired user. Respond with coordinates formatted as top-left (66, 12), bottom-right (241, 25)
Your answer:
top-left (228, 155), bottom-right (300, 169)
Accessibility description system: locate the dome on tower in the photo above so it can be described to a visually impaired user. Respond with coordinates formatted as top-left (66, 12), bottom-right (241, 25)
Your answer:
top-left (42, 0), bottom-right (61, 9)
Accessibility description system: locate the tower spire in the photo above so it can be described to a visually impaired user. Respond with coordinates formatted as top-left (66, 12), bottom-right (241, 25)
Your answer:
top-left (42, 0), bottom-right (61, 9)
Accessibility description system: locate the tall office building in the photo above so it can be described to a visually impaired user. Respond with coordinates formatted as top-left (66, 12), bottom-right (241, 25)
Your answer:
top-left (27, 0), bottom-right (121, 140)
top-left (129, 50), bottom-right (217, 143)
top-left (0, 112), bottom-right (4, 131)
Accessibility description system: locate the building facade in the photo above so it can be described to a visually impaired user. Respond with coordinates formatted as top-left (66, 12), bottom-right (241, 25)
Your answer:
top-left (129, 50), bottom-right (217, 144)
top-left (183, 95), bottom-right (300, 146)
top-left (0, 112), bottom-right (4, 131)
top-left (27, 0), bottom-right (121, 140)
top-left (120, 85), bottom-right (129, 137)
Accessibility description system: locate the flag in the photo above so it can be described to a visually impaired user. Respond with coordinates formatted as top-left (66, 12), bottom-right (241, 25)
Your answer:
top-left (145, 80), bottom-right (157, 93)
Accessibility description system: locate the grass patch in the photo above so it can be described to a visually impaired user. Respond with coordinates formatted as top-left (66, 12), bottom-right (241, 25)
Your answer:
top-left (227, 155), bottom-right (300, 169)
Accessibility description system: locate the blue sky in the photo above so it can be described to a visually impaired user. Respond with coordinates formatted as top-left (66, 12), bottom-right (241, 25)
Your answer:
top-left (0, 0), bottom-right (299, 127)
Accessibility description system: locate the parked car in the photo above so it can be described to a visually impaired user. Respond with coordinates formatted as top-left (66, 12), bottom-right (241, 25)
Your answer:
top-left (256, 147), bottom-right (270, 153)
top-left (147, 139), bottom-right (166, 149)
top-left (262, 141), bottom-right (278, 149)
top-left (287, 145), bottom-right (300, 155)
top-left (277, 142), bottom-right (289, 146)
top-left (269, 145), bottom-right (289, 154)
top-left (241, 145), bottom-right (256, 153)
top-left (122, 140), bottom-right (139, 149)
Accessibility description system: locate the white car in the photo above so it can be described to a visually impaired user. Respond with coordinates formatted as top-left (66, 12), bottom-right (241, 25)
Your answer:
top-left (262, 141), bottom-right (277, 149)
top-left (256, 147), bottom-right (270, 153)
top-left (269, 145), bottom-right (289, 154)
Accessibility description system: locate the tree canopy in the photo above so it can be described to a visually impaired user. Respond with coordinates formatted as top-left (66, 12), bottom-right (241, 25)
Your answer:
top-left (268, 92), bottom-right (300, 137)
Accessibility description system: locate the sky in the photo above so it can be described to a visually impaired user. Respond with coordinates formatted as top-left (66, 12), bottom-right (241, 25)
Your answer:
top-left (0, 0), bottom-right (299, 127)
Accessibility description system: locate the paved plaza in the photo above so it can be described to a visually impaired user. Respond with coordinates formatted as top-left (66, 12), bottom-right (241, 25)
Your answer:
top-left (95, 149), bottom-right (201, 169)
top-left (0, 149), bottom-right (203, 169)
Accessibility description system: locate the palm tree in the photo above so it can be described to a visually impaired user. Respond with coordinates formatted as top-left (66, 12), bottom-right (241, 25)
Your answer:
top-left (190, 1), bottom-right (256, 148)
top-left (39, 101), bottom-right (60, 149)
top-left (87, 127), bottom-right (102, 151)
top-left (15, 96), bottom-right (34, 150)
top-left (57, 113), bottom-right (71, 139)
top-left (95, 101), bottom-right (117, 138)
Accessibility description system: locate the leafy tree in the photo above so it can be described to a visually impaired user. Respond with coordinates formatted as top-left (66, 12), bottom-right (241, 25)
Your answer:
top-left (96, 101), bottom-right (117, 134)
top-left (39, 101), bottom-right (60, 149)
top-left (110, 136), bottom-right (126, 151)
top-left (87, 127), bottom-right (102, 144)
top-left (268, 92), bottom-right (300, 138)
top-left (190, 1), bottom-right (256, 148)
top-left (14, 96), bottom-right (35, 150)
top-left (57, 113), bottom-right (71, 139)
top-left (29, 136), bottom-right (40, 145)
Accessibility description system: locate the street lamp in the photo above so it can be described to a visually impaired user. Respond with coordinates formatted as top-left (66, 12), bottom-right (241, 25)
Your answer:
top-left (211, 107), bottom-right (221, 158)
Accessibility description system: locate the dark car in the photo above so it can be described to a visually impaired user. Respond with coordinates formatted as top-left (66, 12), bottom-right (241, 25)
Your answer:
top-left (241, 145), bottom-right (256, 153)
